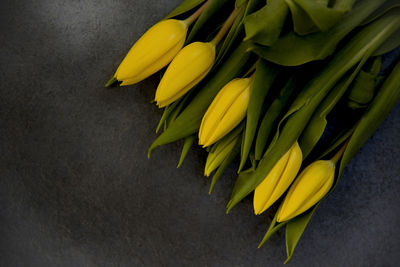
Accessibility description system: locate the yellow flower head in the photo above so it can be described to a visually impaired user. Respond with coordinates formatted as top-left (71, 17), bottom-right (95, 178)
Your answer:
top-left (155, 42), bottom-right (216, 107)
top-left (114, 19), bottom-right (188, 86)
top-left (253, 142), bottom-right (302, 215)
top-left (199, 78), bottom-right (252, 147)
top-left (277, 160), bottom-right (335, 222)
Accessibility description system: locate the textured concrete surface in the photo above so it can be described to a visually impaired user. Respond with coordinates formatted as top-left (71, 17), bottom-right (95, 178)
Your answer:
top-left (1, 0), bottom-right (399, 266)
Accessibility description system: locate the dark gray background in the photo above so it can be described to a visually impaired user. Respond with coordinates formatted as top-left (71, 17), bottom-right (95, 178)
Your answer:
top-left (1, 0), bottom-right (399, 266)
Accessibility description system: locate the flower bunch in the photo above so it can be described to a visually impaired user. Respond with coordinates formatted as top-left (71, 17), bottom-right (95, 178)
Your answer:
top-left (106, 0), bottom-right (400, 262)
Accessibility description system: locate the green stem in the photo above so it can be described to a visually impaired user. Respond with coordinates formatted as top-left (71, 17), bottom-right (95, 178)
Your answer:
top-left (210, 5), bottom-right (243, 46)
top-left (244, 59), bottom-right (259, 77)
top-left (105, 76), bottom-right (118, 88)
top-left (184, 0), bottom-right (211, 26)
top-left (330, 139), bottom-right (350, 164)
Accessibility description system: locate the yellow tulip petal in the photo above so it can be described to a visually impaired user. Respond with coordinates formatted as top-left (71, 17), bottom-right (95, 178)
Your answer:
top-left (277, 160), bottom-right (335, 222)
top-left (254, 142), bottom-right (303, 215)
top-left (254, 147), bottom-right (291, 215)
top-left (116, 19), bottom-right (187, 84)
top-left (199, 79), bottom-right (248, 145)
top-left (155, 42), bottom-right (215, 107)
top-left (120, 42), bottom-right (184, 86)
top-left (199, 78), bottom-right (251, 147)
top-left (262, 142), bottom-right (302, 211)
top-left (206, 88), bottom-right (250, 146)
top-left (294, 166), bottom-right (334, 216)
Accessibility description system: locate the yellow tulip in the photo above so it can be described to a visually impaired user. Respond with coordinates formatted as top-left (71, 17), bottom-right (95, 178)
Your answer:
top-left (155, 42), bottom-right (216, 107)
top-left (109, 19), bottom-right (188, 86)
top-left (276, 160), bottom-right (335, 222)
top-left (253, 142), bottom-right (302, 215)
top-left (199, 78), bottom-right (252, 147)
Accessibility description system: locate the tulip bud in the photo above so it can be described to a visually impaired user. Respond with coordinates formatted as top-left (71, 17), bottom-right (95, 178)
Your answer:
top-left (199, 78), bottom-right (252, 147)
top-left (155, 42), bottom-right (216, 107)
top-left (253, 142), bottom-right (302, 215)
top-left (110, 19), bottom-right (188, 86)
top-left (276, 160), bottom-right (335, 222)
top-left (204, 130), bottom-right (241, 177)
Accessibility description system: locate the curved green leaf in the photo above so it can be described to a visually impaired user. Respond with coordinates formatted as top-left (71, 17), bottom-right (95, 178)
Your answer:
top-left (239, 60), bottom-right (280, 172)
top-left (216, 0), bottom-right (262, 64)
top-left (251, 0), bottom-right (384, 66)
top-left (177, 135), bottom-right (196, 168)
top-left (165, 0), bottom-right (207, 19)
top-left (361, 1), bottom-right (400, 25)
top-left (284, 205), bottom-right (318, 263)
top-left (286, 0), bottom-right (319, 35)
top-left (209, 137), bottom-right (241, 194)
top-left (373, 28), bottom-right (400, 56)
top-left (187, 0), bottom-right (232, 43)
top-left (156, 101), bottom-right (180, 134)
top-left (255, 77), bottom-right (296, 160)
top-left (258, 206), bottom-right (287, 248)
top-left (299, 55), bottom-right (372, 159)
top-left (289, 0), bottom-right (355, 34)
top-left (244, 0), bottom-right (289, 46)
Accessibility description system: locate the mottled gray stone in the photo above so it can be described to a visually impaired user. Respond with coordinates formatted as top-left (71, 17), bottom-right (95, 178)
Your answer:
top-left (0, 0), bottom-right (399, 266)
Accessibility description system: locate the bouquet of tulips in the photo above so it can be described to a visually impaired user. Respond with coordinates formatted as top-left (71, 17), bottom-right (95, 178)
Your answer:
top-left (106, 0), bottom-right (400, 262)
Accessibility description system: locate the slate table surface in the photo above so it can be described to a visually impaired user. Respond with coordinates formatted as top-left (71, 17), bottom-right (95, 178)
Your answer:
top-left (1, 0), bottom-right (400, 266)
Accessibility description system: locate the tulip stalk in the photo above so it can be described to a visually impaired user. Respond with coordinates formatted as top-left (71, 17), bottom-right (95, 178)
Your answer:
top-left (210, 5), bottom-right (243, 47)
top-left (183, 0), bottom-right (212, 26)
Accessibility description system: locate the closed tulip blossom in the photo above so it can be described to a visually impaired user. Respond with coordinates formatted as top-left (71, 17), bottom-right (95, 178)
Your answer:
top-left (155, 41), bottom-right (216, 107)
top-left (154, 6), bottom-right (242, 107)
top-left (106, 1), bottom-right (210, 87)
top-left (253, 142), bottom-right (302, 215)
top-left (204, 128), bottom-right (241, 177)
top-left (276, 160), bottom-right (336, 222)
top-left (199, 77), bottom-right (253, 147)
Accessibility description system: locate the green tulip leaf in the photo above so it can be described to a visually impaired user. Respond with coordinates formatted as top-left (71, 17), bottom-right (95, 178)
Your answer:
top-left (348, 57), bottom-right (383, 109)
top-left (149, 42), bottom-right (253, 157)
top-left (299, 54), bottom-right (372, 159)
top-left (226, 167), bottom-right (255, 210)
top-left (166, 0), bottom-right (207, 19)
top-left (187, 0), bottom-right (232, 43)
top-left (244, 0), bottom-right (289, 46)
top-left (236, 0), bottom-right (248, 8)
top-left (177, 135), bottom-right (196, 168)
top-left (254, 77), bottom-right (296, 160)
top-left (227, 12), bottom-right (400, 212)
top-left (373, 28), bottom-right (400, 56)
top-left (216, 0), bottom-right (262, 64)
top-left (284, 204), bottom-right (318, 263)
top-left (361, 1), bottom-right (400, 25)
top-left (239, 60), bottom-right (280, 172)
top-left (209, 137), bottom-right (242, 194)
top-left (258, 206), bottom-right (287, 248)
top-left (339, 59), bottom-right (400, 178)
top-left (288, 0), bottom-right (355, 35)
top-left (156, 101), bottom-right (180, 134)
top-left (250, 0), bottom-right (384, 66)
top-left (285, 0), bottom-right (318, 35)
top-left (206, 123), bottom-right (244, 176)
